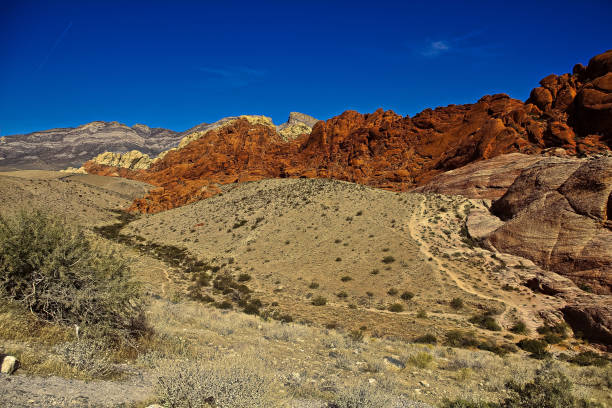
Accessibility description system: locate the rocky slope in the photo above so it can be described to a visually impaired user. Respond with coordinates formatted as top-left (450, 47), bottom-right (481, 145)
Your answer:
top-left (0, 121), bottom-right (180, 170)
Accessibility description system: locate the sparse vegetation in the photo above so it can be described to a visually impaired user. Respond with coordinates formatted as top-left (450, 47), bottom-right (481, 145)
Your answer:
top-left (469, 313), bottom-right (501, 331)
top-left (414, 333), bottom-right (437, 344)
top-left (388, 303), bottom-right (404, 313)
top-left (382, 255), bottom-right (395, 264)
top-left (450, 297), bottom-right (464, 310)
top-left (517, 338), bottom-right (549, 359)
top-left (400, 291), bottom-right (414, 301)
top-left (312, 296), bottom-right (327, 306)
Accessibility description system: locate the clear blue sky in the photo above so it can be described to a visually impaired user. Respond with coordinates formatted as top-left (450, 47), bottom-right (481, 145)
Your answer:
top-left (1, 0), bottom-right (611, 135)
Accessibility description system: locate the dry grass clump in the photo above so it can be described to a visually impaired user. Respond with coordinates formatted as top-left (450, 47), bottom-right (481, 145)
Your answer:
top-left (156, 353), bottom-right (288, 408)
top-left (330, 381), bottom-right (394, 408)
top-left (54, 339), bottom-right (117, 379)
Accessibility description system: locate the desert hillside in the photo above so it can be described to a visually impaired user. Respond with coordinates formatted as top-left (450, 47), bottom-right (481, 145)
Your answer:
top-left (1, 171), bottom-right (611, 407)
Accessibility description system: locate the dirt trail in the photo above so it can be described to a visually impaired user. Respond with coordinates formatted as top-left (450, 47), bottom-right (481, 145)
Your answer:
top-left (0, 371), bottom-right (154, 407)
top-left (405, 196), bottom-right (516, 326)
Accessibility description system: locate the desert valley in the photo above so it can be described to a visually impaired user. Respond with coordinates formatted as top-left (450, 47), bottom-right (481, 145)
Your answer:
top-left (1, 11), bottom-right (611, 407)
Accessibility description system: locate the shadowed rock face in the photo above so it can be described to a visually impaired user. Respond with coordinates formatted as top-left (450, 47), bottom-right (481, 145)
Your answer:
top-left (489, 156), bottom-right (612, 295)
top-left (0, 121), bottom-right (179, 170)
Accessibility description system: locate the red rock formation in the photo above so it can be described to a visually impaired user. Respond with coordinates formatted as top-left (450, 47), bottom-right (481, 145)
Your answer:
top-left (84, 51), bottom-right (612, 214)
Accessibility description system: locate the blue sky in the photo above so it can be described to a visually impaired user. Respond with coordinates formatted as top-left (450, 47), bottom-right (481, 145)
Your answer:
top-left (1, 0), bottom-right (611, 135)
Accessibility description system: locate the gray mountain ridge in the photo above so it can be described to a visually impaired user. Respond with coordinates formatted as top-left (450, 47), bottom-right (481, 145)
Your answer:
top-left (0, 113), bottom-right (317, 171)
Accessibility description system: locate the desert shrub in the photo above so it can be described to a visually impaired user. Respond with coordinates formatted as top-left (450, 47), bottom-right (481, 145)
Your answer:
top-left (408, 351), bottom-right (434, 368)
top-left (387, 288), bottom-right (398, 296)
top-left (214, 301), bottom-right (233, 310)
top-left (348, 329), bottom-right (364, 342)
top-left (537, 323), bottom-right (568, 344)
top-left (243, 302), bottom-right (260, 315)
top-left (382, 255), bottom-right (395, 264)
top-left (340, 276), bottom-right (352, 282)
top-left (510, 320), bottom-right (529, 335)
top-left (516, 338), bottom-right (549, 359)
top-left (450, 297), bottom-right (464, 310)
top-left (414, 333), bottom-right (437, 344)
top-left (442, 400), bottom-right (497, 408)
top-left (567, 351), bottom-right (609, 367)
top-left (0, 210), bottom-right (148, 344)
top-left (237, 273), bottom-right (251, 282)
top-left (416, 309), bottom-right (428, 318)
top-left (308, 281), bottom-right (319, 289)
top-left (312, 296), bottom-right (327, 306)
top-left (388, 303), bottom-right (404, 313)
top-left (54, 339), bottom-right (116, 379)
top-left (400, 291), bottom-right (414, 300)
top-left (445, 330), bottom-right (479, 348)
top-left (502, 365), bottom-right (595, 408)
top-left (477, 340), bottom-right (517, 356)
top-left (444, 364), bottom-right (599, 408)
top-left (156, 355), bottom-right (287, 408)
top-left (329, 382), bottom-right (393, 408)
top-left (336, 291), bottom-right (348, 298)
top-left (469, 313), bottom-right (501, 331)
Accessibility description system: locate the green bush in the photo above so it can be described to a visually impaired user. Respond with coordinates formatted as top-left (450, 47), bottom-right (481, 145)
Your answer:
top-left (450, 297), bottom-right (464, 310)
top-left (414, 333), bottom-right (437, 344)
top-left (510, 320), bottom-right (529, 335)
top-left (312, 296), bottom-right (327, 306)
top-left (388, 303), bottom-right (404, 313)
top-left (381, 256), bottom-right (395, 264)
top-left (0, 210), bottom-right (148, 344)
top-left (400, 291), bottom-right (414, 300)
top-left (567, 351), bottom-right (609, 367)
top-left (237, 273), bottom-right (251, 282)
top-left (444, 364), bottom-right (601, 408)
top-left (516, 338), bottom-right (549, 359)
top-left (445, 330), bottom-right (479, 348)
top-left (469, 313), bottom-right (501, 331)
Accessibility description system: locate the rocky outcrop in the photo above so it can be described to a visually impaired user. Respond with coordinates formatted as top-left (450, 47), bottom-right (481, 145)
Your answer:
top-left (176, 115), bottom-right (275, 150)
top-left (0, 121), bottom-right (179, 170)
top-left (488, 155), bottom-right (612, 294)
top-left (466, 199), bottom-right (612, 349)
top-left (277, 112), bottom-right (319, 141)
top-left (527, 49), bottom-right (612, 148)
top-left (413, 153), bottom-right (546, 199)
top-left (90, 150), bottom-right (153, 170)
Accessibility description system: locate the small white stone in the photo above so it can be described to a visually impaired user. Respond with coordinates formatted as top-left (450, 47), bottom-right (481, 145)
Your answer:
top-left (1, 356), bottom-right (17, 375)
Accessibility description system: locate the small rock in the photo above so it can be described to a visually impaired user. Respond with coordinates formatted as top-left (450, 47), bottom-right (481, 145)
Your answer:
top-left (145, 405), bottom-right (165, 408)
top-left (383, 356), bottom-right (405, 370)
top-left (419, 380), bottom-right (430, 388)
top-left (368, 378), bottom-right (377, 385)
top-left (1, 355), bottom-right (18, 375)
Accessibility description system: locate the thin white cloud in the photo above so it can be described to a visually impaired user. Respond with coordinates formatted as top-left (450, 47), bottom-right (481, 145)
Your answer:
top-left (197, 66), bottom-right (267, 88)
top-left (37, 21), bottom-right (72, 72)
top-left (422, 40), bottom-right (450, 57)
top-left (419, 29), bottom-right (497, 58)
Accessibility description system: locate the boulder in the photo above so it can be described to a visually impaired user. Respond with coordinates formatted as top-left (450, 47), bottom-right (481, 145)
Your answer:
top-left (489, 156), bottom-right (612, 294)
top-left (1, 355), bottom-right (18, 375)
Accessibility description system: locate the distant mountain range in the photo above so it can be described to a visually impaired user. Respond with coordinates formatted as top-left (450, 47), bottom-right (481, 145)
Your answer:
top-left (0, 113), bottom-right (318, 170)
